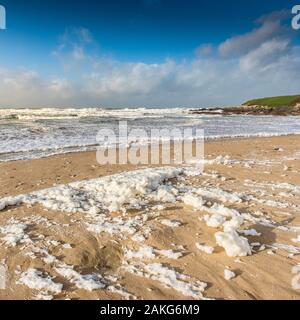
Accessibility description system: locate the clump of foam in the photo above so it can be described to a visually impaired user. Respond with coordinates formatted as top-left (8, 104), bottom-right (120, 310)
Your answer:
top-left (239, 229), bottom-right (261, 237)
top-left (215, 230), bottom-right (252, 257)
top-left (19, 269), bottom-right (63, 295)
top-left (144, 263), bottom-right (207, 299)
top-left (55, 265), bottom-right (106, 291)
top-left (206, 203), bottom-right (240, 218)
top-left (124, 263), bottom-right (207, 299)
top-left (222, 216), bottom-right (244, 231)
top-left (271, 243), bottom-right (300, 254)
top-left (196, 187), bottom-right (242, 204)
top-left (203, 214), bottom-right (226, 228)
top-left (151, 186), bottom-right (177, 203)
top-left (196, 243), bottom-right (214, 254)
top-left (224, 268), bottom-right (236, 280)
top-left (124, 246), bottom-right (183, 260)
top-left (107, 285), bottom-right (137, 300)
top-left (157, 249), bottom-right (183, 259)
top-left (203, 155), bottom-right (237, 166)
top-left (132, 233), bottom-right (146, 242)
top-left (182, 194), bottom-right (204, 209)
top-left (124, 246), bottom-right (156, 260)
top-left (0, 220), bottom-right (29, 247)
top-left (160, 219), bottom-right (182, 227)
top-left (0, 195), bottom-right (24, 211)
top-left (86, 214), bottom-right (144, 236)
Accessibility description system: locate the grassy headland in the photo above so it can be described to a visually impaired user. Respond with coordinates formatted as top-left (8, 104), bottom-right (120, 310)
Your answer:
top-left (191, 94), bottom-right (300, 116)
top-left (243, 95), bottom-right (300, 108)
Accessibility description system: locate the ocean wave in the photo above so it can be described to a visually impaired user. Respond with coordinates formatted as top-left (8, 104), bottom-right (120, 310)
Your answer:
top-left (1, 130), bottom-right (300, 162)
top-left (1, 109), bottom-right (300, 162)
top-left (0, 107), bottom-right (189, 121)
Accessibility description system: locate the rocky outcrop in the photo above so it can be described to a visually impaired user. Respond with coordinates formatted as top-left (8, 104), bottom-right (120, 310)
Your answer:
top-left (190, 104), bottom-right (300, 116)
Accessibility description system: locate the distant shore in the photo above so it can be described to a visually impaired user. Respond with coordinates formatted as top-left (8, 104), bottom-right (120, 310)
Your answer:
top-left (190, 104), bottom-right (300, 116)
top-left (191, 94), bottom-right (300, 116)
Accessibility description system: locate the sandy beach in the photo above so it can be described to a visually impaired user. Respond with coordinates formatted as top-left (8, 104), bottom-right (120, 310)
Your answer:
top-left (0, 134), bottom-right (300, 300)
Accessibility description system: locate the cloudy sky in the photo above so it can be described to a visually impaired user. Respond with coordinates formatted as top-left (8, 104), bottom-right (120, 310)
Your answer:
top-left (0, 0), bottom-right (299, 108)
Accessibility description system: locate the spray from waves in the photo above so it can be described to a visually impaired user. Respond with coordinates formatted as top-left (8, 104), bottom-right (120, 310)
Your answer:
top-left (0, 107), bottom-right (190, 121)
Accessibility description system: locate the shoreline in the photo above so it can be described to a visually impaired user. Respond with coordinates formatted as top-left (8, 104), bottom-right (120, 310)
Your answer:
top-left (1, 134), bottom-right (300, 198)
top-left (1, 132), bottom-right (300, 164)
top-left (190, 104), bottom-right (300, 116)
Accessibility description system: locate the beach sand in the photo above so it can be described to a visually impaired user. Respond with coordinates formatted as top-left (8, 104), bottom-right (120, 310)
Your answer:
top-left (0, 134), bottom-right (300, 300)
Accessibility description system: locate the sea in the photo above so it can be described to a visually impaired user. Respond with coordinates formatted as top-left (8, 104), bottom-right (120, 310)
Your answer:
top-left (1, 107), bottom-right (300, 162)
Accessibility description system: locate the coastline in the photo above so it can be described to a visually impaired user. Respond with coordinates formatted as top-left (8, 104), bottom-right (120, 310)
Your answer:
top-left (190, 104), bottom-right (300, 116)
top-left (2, 130), bottom-right (300, 163)
top-left (0, 134), bottom-right (300, 300)
top-left (1, 134), bottom-right (300, 197)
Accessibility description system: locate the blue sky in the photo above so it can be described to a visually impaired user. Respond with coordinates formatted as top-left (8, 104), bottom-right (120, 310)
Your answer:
top-left (0, 0), bottom-right (299, 107)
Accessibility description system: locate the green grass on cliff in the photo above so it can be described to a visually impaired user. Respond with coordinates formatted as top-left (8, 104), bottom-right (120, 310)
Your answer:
top-left (243, 95), bottom-right (300, 108)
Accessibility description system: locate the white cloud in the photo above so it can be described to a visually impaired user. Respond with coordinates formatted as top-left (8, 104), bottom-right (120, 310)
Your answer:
top-left (218, 10), bottom-right (290, 58)
top-left (195, 44), bottom-right (214, 57)
top-left (0, 11), bottom-right (299, 108)
top-left (0, 69), bottom-right (77, 106)
top-left (52, 27), bottom-right (95, 71)
top-left (72, 46), bottom-right (86, 61)
top-left (239, 39), bottom-right (290, 72)
top-left (2, 70), bottom-right (41, 90)
top-left (86, 60), bottom-right (175, 95)
top-left (48, 78), bottom-right (74, 98)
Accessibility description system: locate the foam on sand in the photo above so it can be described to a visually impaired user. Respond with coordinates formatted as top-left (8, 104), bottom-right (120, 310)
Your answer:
top-left (222, 216), bottom-right (244, 232)
top-left (203, 214), bottom-right (226, 228)
top-left (224, 268), bottom-right (236, 280)
top-left (124, 246), bottom-right (156, 260)
top-left (195, 187), bottom-right (242, 204)
top-left (54, 265), bottom-right (106, 291)
top-left (0, 167), bottom-right (257, 258)
top-left (215, 230), bottom-right (252, 257)
top-left (196, 243), bottom-right (214, 254)
top-left (206, 203), bottom-right (241, 218)
top-left (156, 249), bottom-right (183, 259)
top-left (19, 269), bottom-right (63, 295)
top-left (182, 193), bottom-right (205, 209)
top-left (0, 167), bottom-right (184, 214)
top-left (239, 229), bottom-right (261, 237)
top-left (124, 246), bottom-right (183, 260)
top-left (160, 219), bottom-right (182, 227)
top-left (0, 219), bottom-right (29, 247)
top-left (124, 262), bottom-right (208, 300)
